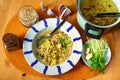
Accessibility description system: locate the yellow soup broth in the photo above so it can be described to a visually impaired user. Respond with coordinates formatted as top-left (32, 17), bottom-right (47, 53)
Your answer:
top-left (80, 0), bottom-right (118, 26)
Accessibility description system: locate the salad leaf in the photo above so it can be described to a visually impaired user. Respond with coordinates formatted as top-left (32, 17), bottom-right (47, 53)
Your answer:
top-left (85, 39), bottom-right (108, 73)
top-left (60, 39), bottom-right (72, 48)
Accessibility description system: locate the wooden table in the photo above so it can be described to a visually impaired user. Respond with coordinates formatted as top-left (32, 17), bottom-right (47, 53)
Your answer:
top-left (0, 0), bottom-right (120, 80)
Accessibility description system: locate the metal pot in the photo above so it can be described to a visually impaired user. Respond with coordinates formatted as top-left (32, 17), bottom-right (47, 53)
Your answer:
top-left (77, 0), bottom-right (120, 39)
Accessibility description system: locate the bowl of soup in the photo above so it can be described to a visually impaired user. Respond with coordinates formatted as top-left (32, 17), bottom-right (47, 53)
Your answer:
top-left (32, 29), bottom-right (73, 66)
top-left (77, 0), bottom-right (120, 39)
top-left (23, 18), bottom-right (83, 75)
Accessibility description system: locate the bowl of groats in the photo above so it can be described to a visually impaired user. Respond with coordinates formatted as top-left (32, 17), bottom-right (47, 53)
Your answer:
top-left (18, 5), bottom-right (39, 28)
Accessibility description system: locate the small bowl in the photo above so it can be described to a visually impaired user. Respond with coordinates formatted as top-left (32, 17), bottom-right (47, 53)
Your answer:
top-left (81, 39), bottom-right (111, 68)
top-left (18, 5), bottom-right (39, 28)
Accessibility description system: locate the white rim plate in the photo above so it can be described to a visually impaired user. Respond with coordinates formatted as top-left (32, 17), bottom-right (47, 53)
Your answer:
top-left (23, 18), bottom-right (83, 75)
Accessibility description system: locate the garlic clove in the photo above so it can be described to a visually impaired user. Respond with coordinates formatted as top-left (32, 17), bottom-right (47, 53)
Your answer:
top-left (47, 8), bottom-right (56, 17)
top-left (86, 53), bottom-right (93, 61)
top-left (63, 8), bottom-right (71, 16)
top-left (59, 7), bottom-right (68, 18)
top-left (58, 4), bottom-right (71, 18)
top-left (85, 48), bottom-right (90, 55)
top-left (58, 4), bottom-right (66, 14)
top-left (40, 2), bottom-right (47, 12)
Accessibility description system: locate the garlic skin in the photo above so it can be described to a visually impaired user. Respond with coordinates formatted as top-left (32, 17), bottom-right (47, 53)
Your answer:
top-left (58, 4), bottom-right (71, 18)
top-left (59, 8), bottom-right (68, 18)
top-left (47, 8), bottom-right (56, 17)
top-left (40, 2), bottom-right (47, 12)
top-left (64, 8), bottom-right (71, 16)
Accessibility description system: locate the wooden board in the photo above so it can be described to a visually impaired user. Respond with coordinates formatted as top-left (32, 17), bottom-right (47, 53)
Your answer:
top-left (1, 0), bottom-right (117, 80)
top-left (2, 6), bottom-right (115, 80)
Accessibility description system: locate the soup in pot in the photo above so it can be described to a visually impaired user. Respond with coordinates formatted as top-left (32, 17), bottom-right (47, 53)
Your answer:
top-left (80, 0), bottom-right (118, 26)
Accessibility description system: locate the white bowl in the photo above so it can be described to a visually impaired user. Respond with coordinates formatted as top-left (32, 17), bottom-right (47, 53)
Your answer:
top-left (23, 18), bottom-right (83, 75)
top-left (82, 39), bottom-right (111, 68)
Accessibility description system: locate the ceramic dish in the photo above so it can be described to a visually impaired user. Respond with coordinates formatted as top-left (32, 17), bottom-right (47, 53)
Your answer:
top-left (23, 18), bottom-right (83, 75)
top-left (77, 12), bottom-right (86, 30)
top-left (82, 39), bottom-right (111, 68)
top-left (77, 12), bottom-right (98, 34)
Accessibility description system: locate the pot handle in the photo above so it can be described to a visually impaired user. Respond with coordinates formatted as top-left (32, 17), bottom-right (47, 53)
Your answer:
top-left (85, 23), bottom-right (105, 39)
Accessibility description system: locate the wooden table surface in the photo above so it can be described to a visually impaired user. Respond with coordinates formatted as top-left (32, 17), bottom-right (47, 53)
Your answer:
top-left (0, 0), bottom-right (120, 80)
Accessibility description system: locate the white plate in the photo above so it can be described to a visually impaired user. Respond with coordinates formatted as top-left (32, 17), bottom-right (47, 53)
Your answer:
top-left (23, 18), bottom-right (83, 75)
top-left (82, 39), bottom-right (111, 67)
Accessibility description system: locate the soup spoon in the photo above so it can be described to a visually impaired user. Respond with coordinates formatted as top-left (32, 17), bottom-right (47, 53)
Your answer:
top-left (95, 12), bottom-right (120, 17)
top-left (36, 15), bottom-right (69, 48)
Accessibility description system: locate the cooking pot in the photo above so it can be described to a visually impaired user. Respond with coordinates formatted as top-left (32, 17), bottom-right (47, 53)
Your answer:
top-left (77, 0), bottom-right (120, 39)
